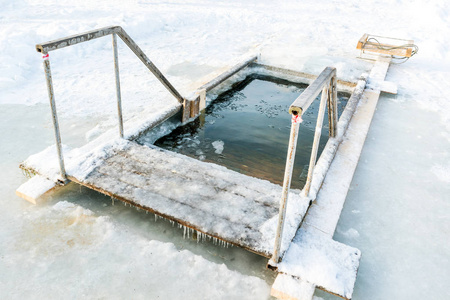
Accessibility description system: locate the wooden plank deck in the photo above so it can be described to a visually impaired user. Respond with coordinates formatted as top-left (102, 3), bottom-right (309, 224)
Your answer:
top-left (66, 140), bottom-right (308, 257)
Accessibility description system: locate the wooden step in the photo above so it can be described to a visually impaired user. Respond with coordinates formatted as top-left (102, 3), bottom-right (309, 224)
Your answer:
top-left (276, 225), bottom-right (361, 299)
top-left (16, 175), bottom-right (58, 204)
top-left (271, 274), bottom-right (315, 300)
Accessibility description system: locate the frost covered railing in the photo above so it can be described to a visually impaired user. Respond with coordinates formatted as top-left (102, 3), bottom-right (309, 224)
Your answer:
top-left (36, 26), bottom-right (184, 182)
top-left (271, 67), bottom-right (338, 264)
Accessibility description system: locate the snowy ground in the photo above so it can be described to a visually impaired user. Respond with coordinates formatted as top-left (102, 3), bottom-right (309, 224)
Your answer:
top-left (1, 0), bottom-right (449, 299)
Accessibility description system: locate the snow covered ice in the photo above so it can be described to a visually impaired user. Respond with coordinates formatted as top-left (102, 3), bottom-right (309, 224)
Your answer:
top-left (1, 0), bottom-right (450, 299)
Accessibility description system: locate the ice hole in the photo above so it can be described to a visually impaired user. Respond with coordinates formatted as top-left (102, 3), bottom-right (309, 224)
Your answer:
top-left (138, 74), bottom-right (350, 189)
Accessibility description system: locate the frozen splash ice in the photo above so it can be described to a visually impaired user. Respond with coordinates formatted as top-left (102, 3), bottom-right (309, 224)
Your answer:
top-left (212, 140), bottom-right (225, 154)
top-left (431, 164), bottom-right (450, 183)
top-left (2, 199), bottom-right (270, 299)
top-left (12, 201), bottom-right (113, 258)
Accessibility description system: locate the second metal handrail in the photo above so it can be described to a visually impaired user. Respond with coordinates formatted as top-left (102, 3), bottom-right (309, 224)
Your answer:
top-left (36, 26), bottom-right (185, 182)
top-left (270, 67), bottom-right (338, 265)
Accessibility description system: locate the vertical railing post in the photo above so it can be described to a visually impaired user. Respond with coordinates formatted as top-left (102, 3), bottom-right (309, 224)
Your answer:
top-left (332, 76), bottom-right (338, 136)
top-left (270, 113), bottom-right (302, 265)
top-left (112, 33), bottom-right (124, 138)
top-left (327, 76), bottom-right (338, 138)
top-left (42, 53), bottom-right (67, 181)
top-left (270, 68), bottom-right (336, 265)
top-left (302, 85), bottom-right (329, 197)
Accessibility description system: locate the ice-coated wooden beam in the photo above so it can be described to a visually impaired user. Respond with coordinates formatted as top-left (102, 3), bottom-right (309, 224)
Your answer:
top-left (250, 63), bottom-right (356, 92)
top-left (198, 55), bottom-right (258, 92)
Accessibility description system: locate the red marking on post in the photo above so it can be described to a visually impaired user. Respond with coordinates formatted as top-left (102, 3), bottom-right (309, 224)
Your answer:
top-left (42, 53), bottom-right (49, 60)
top-left (292, 114), bottom-right (303, 124)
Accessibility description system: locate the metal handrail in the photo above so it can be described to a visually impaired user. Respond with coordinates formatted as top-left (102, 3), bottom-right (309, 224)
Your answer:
top-left (36, 26), bottom-right (184, 103)
top-left (37, 26), bottom-right (185, 182)
top-left (270, 67), bottom-right (338, 265)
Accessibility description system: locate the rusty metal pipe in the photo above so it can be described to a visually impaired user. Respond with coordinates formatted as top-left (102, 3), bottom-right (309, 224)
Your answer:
top-left (36, 26), bottom-right (185, 104)
top-left (43, 54), bottom-right (67, 182)
top-left (302, 86), bottom-right (328, 197)
top-left (112, 33), bottom-right (124, 138)
top-left (115, 27), bottom-right (184, 103)
top-left (289, 67), bottom-right (336, 116)
top-left (270, 114), bottom-right (301, 265)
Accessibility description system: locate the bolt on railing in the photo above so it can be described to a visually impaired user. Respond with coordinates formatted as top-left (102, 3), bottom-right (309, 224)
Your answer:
top-left (36, 26), bottom-right (185, 182)
top-left (270, 67), bottom-right (338, 265)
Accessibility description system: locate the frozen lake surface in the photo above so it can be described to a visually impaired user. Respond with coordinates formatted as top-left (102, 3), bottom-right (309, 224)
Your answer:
top-left (1, 0), bottom-right (449, 299)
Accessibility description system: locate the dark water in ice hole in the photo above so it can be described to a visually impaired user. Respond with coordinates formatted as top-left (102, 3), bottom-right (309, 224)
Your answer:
top-left (151, 75), bottom-right (349, 189)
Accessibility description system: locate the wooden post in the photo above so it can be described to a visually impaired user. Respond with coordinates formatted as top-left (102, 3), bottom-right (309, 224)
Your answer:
top-left (182, 98), bottom-right (192, 123)
top-left (356, 33), bottom-right (369, 50)
top-left (190, 96), bottom-right (200, 118)
top-left (199, 88), bottom-right (206, 111)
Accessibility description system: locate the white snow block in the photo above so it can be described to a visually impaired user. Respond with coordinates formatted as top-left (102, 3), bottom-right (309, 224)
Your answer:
top-left (278, 226), bottom-right (361, 299)
top-left (379, 81), bottom-right (397, 94)
top-left (367, 80), bottom-right (397, 94)
top-left (16, 175), bottom-right (57, 204)
top-left (271, 273), bottom-right (315, 300)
